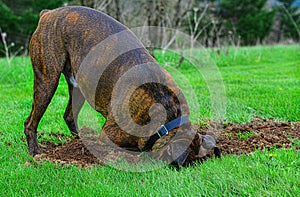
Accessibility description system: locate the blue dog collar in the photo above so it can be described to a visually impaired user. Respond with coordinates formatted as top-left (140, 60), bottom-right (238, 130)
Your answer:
top-left (156, 116), bottom-right (190, 137)
top-left (143, 116), bottom-right (190, 151)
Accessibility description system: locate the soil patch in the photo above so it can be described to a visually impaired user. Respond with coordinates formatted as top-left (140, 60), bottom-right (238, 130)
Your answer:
top-left (35, 117), bottom-right (300, 167)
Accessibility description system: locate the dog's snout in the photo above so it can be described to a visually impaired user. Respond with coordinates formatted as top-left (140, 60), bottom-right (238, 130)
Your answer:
top-left (198, 134), bottom-right (221, 158)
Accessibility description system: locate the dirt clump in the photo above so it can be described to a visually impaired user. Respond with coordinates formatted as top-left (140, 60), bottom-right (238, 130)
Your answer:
top-left (36, 138), bottom-right (102, 167)
top-left (197, 117), bottom-right (299, 156)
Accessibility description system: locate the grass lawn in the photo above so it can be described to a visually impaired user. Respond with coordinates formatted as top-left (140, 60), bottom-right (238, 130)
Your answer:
top-left (0, 45), bottom-right (299, 196)
top-left (156, 45), bottom-right (300, 123)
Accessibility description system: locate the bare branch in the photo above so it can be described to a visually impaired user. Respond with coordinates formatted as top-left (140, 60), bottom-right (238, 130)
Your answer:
top-left (194, 21), bottom-right (212, 41)
top-left (281, 5), bottom-right (300, 40)
top-left (193, 4), bottom-right (209, 34)
top-left (0, 27), bottom-right (24, 65)
top-left (162, 30), bottom-right (179, 53)
top-left (95, 0), bottom-right (113, 11)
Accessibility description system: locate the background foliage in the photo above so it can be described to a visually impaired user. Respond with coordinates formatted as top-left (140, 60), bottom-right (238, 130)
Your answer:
top-left (220, 0), bottom-right (276, 45)
top-left (0, 0), bottom-right (300, 56)
top-left (0, 0), bottom-right (66, 54)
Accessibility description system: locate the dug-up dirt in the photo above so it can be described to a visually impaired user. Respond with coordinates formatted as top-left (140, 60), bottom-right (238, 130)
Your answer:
top-left (34, 117), bottom-right (300, 167)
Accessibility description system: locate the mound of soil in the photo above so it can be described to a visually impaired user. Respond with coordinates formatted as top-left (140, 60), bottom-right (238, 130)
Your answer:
top-left (35, 117), bottom-right (300, 167)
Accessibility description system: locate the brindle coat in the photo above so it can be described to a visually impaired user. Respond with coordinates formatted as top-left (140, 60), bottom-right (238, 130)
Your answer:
top-left (24, 6), bottom-right (220, 166)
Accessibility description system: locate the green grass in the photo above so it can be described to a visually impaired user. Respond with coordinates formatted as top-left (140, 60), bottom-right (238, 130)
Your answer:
top-left (0, 45), bottom-right (299, 196)
top-left (156, 45), bottom-right (300, 123)
top-left (236, 131), bottom-right (255, 141)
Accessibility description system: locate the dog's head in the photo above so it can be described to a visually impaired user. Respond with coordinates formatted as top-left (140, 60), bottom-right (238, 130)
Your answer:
top-left (149, 122), bottom-right (221, 166)
top-left (177, 131), bottom-right (221, 166)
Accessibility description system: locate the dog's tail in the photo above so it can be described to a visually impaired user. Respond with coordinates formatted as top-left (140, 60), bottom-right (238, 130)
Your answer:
top-left (40, 9), bottom-right (50, 18)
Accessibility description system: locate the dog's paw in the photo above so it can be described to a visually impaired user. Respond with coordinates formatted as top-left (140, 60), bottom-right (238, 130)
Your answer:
top-left (25, 132), bottom-right (42, 156)
top-left (28, 143), bottom-right (42, 156)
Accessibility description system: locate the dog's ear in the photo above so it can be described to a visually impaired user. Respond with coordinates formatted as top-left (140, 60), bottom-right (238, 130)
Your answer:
top-left (150, 137), bottom-right (190, 167)
top-left (170, 144), bottom-right (190, 166)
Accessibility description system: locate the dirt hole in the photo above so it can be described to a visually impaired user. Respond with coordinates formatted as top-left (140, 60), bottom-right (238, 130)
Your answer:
top-left (34, 117), bottom-right (300, 167)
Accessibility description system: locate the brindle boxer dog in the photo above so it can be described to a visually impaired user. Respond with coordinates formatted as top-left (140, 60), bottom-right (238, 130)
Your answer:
top-left (24, 6), bottom-right (220, 166)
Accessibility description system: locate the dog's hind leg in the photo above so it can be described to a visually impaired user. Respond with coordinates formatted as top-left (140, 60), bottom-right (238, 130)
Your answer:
top-left (63, 63), bottom-right (85, 136)
top-left (24, 29), bottom-right (70, 155)
top-left (24, 57), bottom-right (62, 156)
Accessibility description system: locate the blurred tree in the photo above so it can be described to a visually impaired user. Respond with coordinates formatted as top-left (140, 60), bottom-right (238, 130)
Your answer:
top-left (276, 0), bottom-right (300, 41)
top-left (2, 0), bottom-right (297, 58)
top-left (0, 1), bottom-right (20, 56)
top-left (19, 0), bottom-right (67, 34)
top-left (220, 0), bottom-right (276, 45)
top-left (0, 1), bottom-right (19, 33)
top-left (0, 0), bottom-right (67, 56)
top-left (185, 0), bottom-right (225, 48)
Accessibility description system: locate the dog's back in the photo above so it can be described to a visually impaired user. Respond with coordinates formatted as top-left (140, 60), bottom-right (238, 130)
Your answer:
top-left (31, 6), bottom-right (128, 72)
